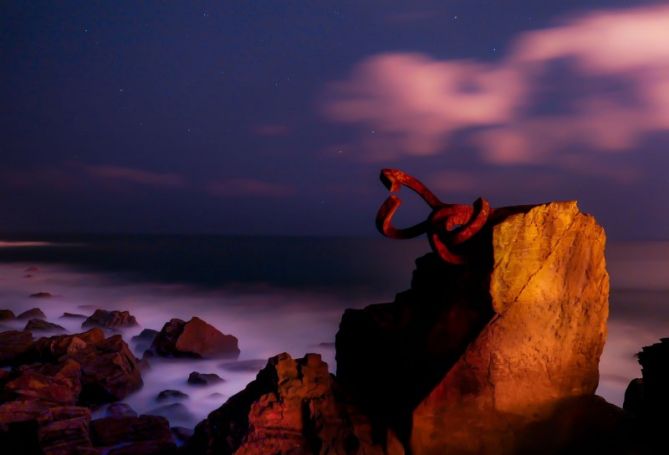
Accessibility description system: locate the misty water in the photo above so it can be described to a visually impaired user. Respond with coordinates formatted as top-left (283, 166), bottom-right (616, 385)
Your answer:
top-left (0, 236), bottom-right (668, 429)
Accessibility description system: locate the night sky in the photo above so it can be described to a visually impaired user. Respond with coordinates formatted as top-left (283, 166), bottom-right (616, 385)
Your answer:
top-left (2, 0), bottom-right (669, 239)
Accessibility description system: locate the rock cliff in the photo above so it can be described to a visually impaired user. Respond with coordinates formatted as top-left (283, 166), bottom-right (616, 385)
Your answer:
top-left (187, 201), bottom-right (619, 454)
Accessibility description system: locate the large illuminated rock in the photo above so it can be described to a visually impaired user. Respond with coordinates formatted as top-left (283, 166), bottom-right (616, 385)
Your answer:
top-left (337, 201), bottom-right (612, 454)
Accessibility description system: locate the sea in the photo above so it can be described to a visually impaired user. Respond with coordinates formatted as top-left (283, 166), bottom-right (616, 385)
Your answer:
top-left (1, 235), bottom-right (668, 428)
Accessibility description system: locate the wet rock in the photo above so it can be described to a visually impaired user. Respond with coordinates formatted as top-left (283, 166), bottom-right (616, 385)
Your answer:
top-left (0, 403), bottom-right (94, 455)
top-left (106, 403), bottom-right (138, 419)
top-left (24, 328), bottom-right (105, 363)
top-left (151, 317), bottom-right (239, 359)
top-left (156, 389), bottom-right (189, 402)
top-left (218, 358), bottom-right (266, 373)
top-left (17, 307), bottom-right (46, 320)
top-left (186, 353), bottom-right (389, 454)
top-left (70, 334), bottom-right (143, 405)
top-left (36, 406), bottom-right (95, 455)
top-left (24, 319), bottom-right (66, 332)
top-left (60, 312), bottom-right (88, 319)
top-left (0, 330), bottom-right (34, 365)
top-left (0, 309), bottom-right (15, 320)
top-left (90, 414), bottom-right (172, 447)
top-left (30, 292), bottom-right (53, 299)
top-left (336, 201), bottom-right (611, 454)
top-left (82, 309), bottom-right (138, 330)
top-left (187, 372), bottom-right (224, 386)
top-left (3, 359), bottom-right (82, 405)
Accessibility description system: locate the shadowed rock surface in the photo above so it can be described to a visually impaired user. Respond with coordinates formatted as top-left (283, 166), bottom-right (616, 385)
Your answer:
top-left (24, 319), bottom-right (66, 332)
top-left (185, 353), bottom-right (395, 455)
top-left (150, 317), bottom-right (239, 359)
top-left (0, 309), bottom-right (15, 320)
top-left (17, 308), bottom-right (46, 320)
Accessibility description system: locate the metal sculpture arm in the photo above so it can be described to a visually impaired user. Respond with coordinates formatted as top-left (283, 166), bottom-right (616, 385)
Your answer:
top-left (375, 169), bottom-right (493, 264)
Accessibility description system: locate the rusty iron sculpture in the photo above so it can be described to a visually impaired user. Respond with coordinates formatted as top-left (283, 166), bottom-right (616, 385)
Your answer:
top-left (376, 169), bottom-right (493, 265)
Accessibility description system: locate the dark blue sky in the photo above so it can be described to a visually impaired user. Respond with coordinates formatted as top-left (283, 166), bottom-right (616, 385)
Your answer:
top-left (2, 0), bottom-right (668, 238)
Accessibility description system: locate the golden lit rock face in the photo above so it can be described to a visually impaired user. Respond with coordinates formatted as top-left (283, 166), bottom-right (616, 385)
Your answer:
top-left (411, 201), bottom-right (610, 454)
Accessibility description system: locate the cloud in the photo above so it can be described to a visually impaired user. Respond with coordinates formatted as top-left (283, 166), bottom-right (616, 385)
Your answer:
top-left (322, 4), bottom-right (669, 178)
top-left (82, 164), bottom-right (186, 188)
top-left (206, 178), bottom-right (294, 198)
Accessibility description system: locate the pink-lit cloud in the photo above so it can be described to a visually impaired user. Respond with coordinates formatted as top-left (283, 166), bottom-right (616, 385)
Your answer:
top-left (206, 178), bottom-right (294, 198)
top-left (322, 4), bottom-right (669, 179)
top-left (82, 164), bottom-right (187, 188)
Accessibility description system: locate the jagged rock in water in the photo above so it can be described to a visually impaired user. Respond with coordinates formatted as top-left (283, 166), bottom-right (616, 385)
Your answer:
top-left (82, 309), bottom-right (138, 329)
top-left (70, 334), bottom-right (143, 405)
top-left (17, 308), bottom-right (46, 320)
top-left (0, 309), bottom-right (15, 320)
top-left (188, 372), bottom-right (224, 386)
top-left (150, 317), bottom-right (239, 359)
top-left (0, 403), bottom-right (94, 455)
top-left (3, 359), bottom-right (82, 405)
top-left (336, 201), bottom-right (612, 454)
top-left (185, 353), bottom-right (397, 455)
top-left (24, 319), bottom-right (66, 332)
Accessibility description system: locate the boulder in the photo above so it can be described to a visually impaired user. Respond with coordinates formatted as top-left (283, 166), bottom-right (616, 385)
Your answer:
top-left (0, 403), bottom-right (94, 455)
top-left (0, 309), bottom-right (15, 320)
top-left (186, 353), bottom-right (392, 454)
top-left (24, 319), bottom-right (66, 332)
top-left (336, 201), bottom-right (611, 454)
top-left (17, 308), bottom-right (46, 320)
top-left (187, 372), bottom-right (224, 386)
top-left (0, 330), bottom-right (34, 365)
top-left (3, 359), bottom-right (82, 405)
top-left (23, 328), bottom-right (105, 363)
top-left (150, 317), bottom-right (239, 359)
top-left (156, 389), bottom-right (189, 402)
top-left (132, 328), bottom-right (159, 343)
top-left (70, 334), bottom-right (143, 405)
top-left (81, 309), bottom-right (138, 329)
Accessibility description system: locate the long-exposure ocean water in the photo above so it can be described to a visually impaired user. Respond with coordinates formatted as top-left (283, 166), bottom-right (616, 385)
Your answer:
top-left (1, 235), bottom-right (668, 428)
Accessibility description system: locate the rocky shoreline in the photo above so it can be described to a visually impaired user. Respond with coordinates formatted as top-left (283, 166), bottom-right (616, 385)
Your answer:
top-left (1, 201), bottom-right (667, 454)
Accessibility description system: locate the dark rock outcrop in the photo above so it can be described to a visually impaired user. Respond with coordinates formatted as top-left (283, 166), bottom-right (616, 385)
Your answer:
top-left (82, 309), bottom-right (138, 329)
top-left (0, 330), bottom-right (34, 365)
top-left (186, 353), bottom-right (392, 454)
top-left (187, 372), bottom-right (224, 386)
top-left (0, 309), bottom-right (15, 320)
top-left (150, 317), bottom-right (239, 359)
top-left (17, 308), bottom-right (46, 320)
top-left (157, 389), bottom-right (189, 402)
top-left (24, 319), bottom-right (66, 332)
top-left (624, 338), bottom-right (669, 452)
